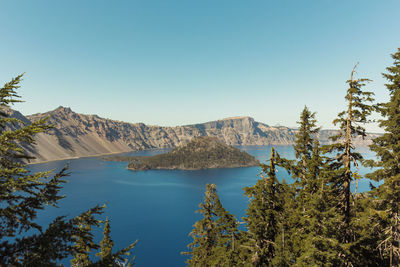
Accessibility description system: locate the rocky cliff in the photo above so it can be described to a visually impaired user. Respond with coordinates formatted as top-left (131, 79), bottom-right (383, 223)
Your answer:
top-left (5, 106), bottom-right (379, 163)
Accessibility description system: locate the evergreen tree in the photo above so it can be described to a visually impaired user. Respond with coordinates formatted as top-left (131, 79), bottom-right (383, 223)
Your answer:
top-left (322, 65), bottom-right (375, 265)
top-left (0, 74), bottom-right (74, 265)
top-left (367, 47), bottom-right (400, 266)
top-left (97, 217), bottom-right (114, 265)
top-left (94, 217), bottom-right (137, 267)
top-left (242, 147), bottom-right (286, 266)
top-left (0, 74), bottom-right (136, 266)
top-left (71, 206), bottom-right (103, 267)
top-left (276, 108), bottom-right (330, 265)
top-left (185, 183), bottom-right (239, 266)
top-left (270, 178), bottom-right (294, 267)
top-left (293, 106), bottom-right (320, 185)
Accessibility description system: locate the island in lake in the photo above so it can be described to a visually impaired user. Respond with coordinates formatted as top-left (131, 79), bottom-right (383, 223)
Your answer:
top-left (104, 136), bottom-right (260, 170)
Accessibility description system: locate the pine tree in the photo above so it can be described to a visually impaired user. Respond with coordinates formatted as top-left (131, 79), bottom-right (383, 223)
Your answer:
top-left (275, 108), bottom-right (330, 265)
top-left (0, 74), bottom-right (136, 266)
top-left (96, 217), bottom-right (114, 266)
top-left (71, 206), bottom-right (104, 267)
top-left (293, 139), bottom-right (341, 265)
top-left (270, 178), bottom-right (294, 267)
top-left (366, 47), bottom-right (400, 266)
top-left (185, 183), bottom-right (239, 266)
top-left (93, 217), bottom-right (137, 267)
top-left (322, 65), bottom-right (375, 265)
top-left (290, 108), bottom-right (322, 260)
top-left (293, 106), bottom-right (320, 186)
top-left (242, 147), bottom-right (286, 266)
top-left (0, 74), bottom-right (74, 265)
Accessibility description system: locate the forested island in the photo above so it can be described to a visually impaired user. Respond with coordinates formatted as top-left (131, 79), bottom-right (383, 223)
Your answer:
top-left (104, 136), bottom-right (259, 170)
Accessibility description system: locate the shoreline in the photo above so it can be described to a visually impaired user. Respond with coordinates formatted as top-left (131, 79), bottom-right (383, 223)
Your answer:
top-left (27, 143), bottom-right (373, 165)
top-left (126, 162), bottom-right (260, 171)
top-left (27, 150), bottom-right (135, 165)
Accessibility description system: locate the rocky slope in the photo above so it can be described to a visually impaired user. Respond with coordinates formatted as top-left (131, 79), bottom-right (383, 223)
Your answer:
top-left (5, 106), bottom-right (380, 163)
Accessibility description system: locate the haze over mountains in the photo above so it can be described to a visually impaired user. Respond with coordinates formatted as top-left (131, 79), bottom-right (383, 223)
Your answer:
top-left (6, 106), bottom-right (380, 163)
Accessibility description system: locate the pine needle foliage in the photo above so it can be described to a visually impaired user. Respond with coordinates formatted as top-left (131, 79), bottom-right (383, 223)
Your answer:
top-left (184, 183), bottom-right (239, 266)
top-left (97, 217), bottom-right (114, 264)
top-left (277, 107), bottom-right (334, 265)
top-left (293, 106), bottom-right (321, 184)
top-left (243, 147), bottom-right (286, 266)
top-left (366, 48), bottom-right (400, 266)
top-left (94, 217), bottom-right (137, 267)
top-left (0, 74), bottom-right (70, 265)
top-left (0, 74), bottom-right (136, 266)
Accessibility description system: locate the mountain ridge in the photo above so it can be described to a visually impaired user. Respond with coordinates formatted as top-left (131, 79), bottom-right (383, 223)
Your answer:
top-left (5, 106), bottom-right (380, 163)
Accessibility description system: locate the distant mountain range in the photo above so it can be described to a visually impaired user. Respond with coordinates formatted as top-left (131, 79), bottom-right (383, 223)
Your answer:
top-left (5, 106), bottom-right (381, 163)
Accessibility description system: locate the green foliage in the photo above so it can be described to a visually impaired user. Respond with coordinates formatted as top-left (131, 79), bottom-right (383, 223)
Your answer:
top-left (293, 106), bottom-right (320, 181)
top-left (70, 205), bottom-right (104, 267)
top-left (118, 136), bottom-right (259, 170)
top-left (0, 74), bottom-right (71, 266)
top-left (94, 217), bottom-right (137, 267)
top-left (0, 74), bottom-right (136, 266)
top-left (276, 107), bottom-right (335, 266)
top-left (97, 217), bottom-right (114, 264)
top-left (320, 66), bottom-right (375, 265)
top-left (184, 183), bottom-right (240, 266)
top-left (242, 147), bottom-right (286, 266)
top-left (367, 48), bottom-right (400, 266)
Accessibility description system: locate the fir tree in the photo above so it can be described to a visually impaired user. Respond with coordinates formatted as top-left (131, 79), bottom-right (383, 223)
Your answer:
top-left (96, 217), bottom-right (114, 266)
top-left (0, 74), bottom-right (73, 265)
top-left (71, 206), bottom-right (103, 267)
top-left (366, 47), bottom-right (400, 266)
top-left (94, 217), bottom-right (137, 267)
top-left (276, 108), bottom-right (329, 265)
top-left (293, 106), bottom-right (320, 185)
top-left (243, 147), bottom-right (286, 266)
top-left (185, 183), bottom-right (239, 266)
top-left (0, 74), bottom-right (136, 266)
top-left (322, 65), bottom-right (375, 265)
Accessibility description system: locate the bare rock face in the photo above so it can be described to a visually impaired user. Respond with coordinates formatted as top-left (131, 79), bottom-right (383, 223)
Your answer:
top-left (3, 106), bottom-right (378, 163)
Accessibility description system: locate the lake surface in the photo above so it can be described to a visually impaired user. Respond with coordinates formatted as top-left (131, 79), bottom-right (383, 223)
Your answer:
top-left (29, 146), bottom-right (378, 266)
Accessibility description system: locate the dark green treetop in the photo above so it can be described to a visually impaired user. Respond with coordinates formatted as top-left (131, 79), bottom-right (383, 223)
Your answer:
top-left (278, 108), bottom-right (332, 265)
top-left (96, 217), bottom-right (114, 265)
top-left (322, 66), bottom-right (375, 265)
top-left (94, 217), bottom-right (137, 267)
top-left (294, 106), bottom-right (320, 182)
top-left (243, 147), bottom-right (286, 266)
top-left (367, 47), bottom-right (400, 266)
top-left (184, 183), bottom-right (239, 266)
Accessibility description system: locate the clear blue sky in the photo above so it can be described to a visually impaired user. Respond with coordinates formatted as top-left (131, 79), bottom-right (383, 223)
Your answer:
top-left (1, 0), bottom-right (399, 132)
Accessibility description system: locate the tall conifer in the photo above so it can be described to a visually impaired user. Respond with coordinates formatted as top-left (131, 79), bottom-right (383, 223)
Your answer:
top-left (293, 106), bottom-right (320, 185)
top-left (283, 108), bottom-right (330, 264)
top-left (96, 217), bottom-right (114, 266)
top-left (185, 183), bottom-right (239, 266)
top-left (323, 66), bottom-right (374, 265)
top-left (243, 147), bottom-right (285, 266)
top-left (367, 48), bottom-right (400, 266)
top-left (71, 206), bottom-right (103, 267)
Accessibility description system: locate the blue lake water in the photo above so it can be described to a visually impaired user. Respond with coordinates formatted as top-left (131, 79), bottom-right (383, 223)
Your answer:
top-left (28, 145), bottom-right (378, 266)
